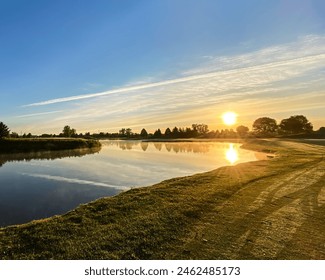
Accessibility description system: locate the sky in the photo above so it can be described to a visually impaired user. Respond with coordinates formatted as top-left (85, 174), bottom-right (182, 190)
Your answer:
top-left (1, 0), bottom-right (325, 134)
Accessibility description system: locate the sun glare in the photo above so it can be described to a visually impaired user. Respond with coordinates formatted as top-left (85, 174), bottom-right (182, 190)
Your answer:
top-left (222, 111), bottom-right (237, 126)
top-left (225, 143), bottom-right (238, 164)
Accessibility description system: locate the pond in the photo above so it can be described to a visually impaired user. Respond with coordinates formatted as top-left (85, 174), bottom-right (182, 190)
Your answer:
top-left (0, 140), bottom-right (268, 227)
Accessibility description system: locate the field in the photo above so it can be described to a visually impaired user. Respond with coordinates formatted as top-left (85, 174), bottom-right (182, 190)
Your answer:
top-left (0, 139), bottom-right (324, 259)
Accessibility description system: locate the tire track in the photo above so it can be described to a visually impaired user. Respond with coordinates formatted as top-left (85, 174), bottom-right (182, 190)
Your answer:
top-left (226, 160), bottom-right (325, 259)
top-left (180, 158), bottom-right (325, 259)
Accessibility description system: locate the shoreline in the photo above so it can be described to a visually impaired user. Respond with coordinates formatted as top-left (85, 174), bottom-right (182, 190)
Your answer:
top-left (0, 139), bottom-right (324, 259)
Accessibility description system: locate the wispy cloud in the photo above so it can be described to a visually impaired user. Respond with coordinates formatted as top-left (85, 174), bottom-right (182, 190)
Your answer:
top-left (23, 66), bottom-right (280, 107)
top-left (15, 110), bottom-right (63, 118)
top-left (23, 35), bottom-right (325, 108)
top-left (184, 35), bottom-right (325, 75)
top-left (17, 34), bottom-right (325, 132)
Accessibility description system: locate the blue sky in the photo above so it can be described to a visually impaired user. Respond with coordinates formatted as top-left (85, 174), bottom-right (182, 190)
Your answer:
top-left (1, 0), bottom-right (325, 134)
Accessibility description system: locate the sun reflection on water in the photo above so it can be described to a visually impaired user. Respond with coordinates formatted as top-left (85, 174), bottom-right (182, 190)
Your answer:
top-left (225, 143), bottom-right (238, 164)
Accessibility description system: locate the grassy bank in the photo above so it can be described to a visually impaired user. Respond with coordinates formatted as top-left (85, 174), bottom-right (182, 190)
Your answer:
top-left (0, 138), bottom-right (101, 153)
top-left (0, 139), bottom-right (324, 259)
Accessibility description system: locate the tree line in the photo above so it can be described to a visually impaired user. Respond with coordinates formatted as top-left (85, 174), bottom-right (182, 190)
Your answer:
top-left (78, 115), bottom-right (323, 139)
top-left (0, 115), bottom-right (324, 140)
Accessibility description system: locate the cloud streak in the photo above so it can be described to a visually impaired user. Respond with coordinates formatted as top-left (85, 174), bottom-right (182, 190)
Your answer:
top-left (23, 71), bottom-right (241, 107)
top-left (24, 55), bottom-right (325, 107)
top-left (16, 34), bottom-right (325, 132)
top-left (15, 110), bottom-right (63, 118)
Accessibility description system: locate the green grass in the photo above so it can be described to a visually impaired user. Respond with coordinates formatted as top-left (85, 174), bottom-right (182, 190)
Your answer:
top-left (0, 138), bottom-right (101, 153)
top-left (0, 139), bottom-right (324, 259)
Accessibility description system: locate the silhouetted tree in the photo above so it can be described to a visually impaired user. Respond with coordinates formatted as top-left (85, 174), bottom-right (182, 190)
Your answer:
top-left (220, 128), bottom-right (237, 138)
top-left (279, 115), bottom-right (313, 134)
top-left (172, 127), bottom-right (179, 138)
top-left (214, 130), bottom-right (221, 138)
top-left (119, 128), bottom-right (126, 136)
top-left (317, 127), bottom-right (325, 136)
top-left (140, 128), bottom-right (148, 138)
top-left (206, 130), bottom-right (219, 138)
top-left (253, 117), bottom-right (277, 136)
top-left (178, 127), bottom-right (186, 137)
top-left (192, 124), bottom-right (209, 136)
top-left (126, 128), bottom-right (132, 137)
top-left (0, 122), bottom-right (10, 138)
top-left (41, 133), bottom-right (52, 138)
top-left (153, 129), bottom-right (162, 138)
top-left (62, 125), bottom-right (76, 137)
top-left (236, 125), bottom-right (249, 137)
top-left (164, 127), bottom-right (172, 138)
top-left (185, 127), bottom-right (193, 138)
top-left (10, 132), bottom-right (19, 138)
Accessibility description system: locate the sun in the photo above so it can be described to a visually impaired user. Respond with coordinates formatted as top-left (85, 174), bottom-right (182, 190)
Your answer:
top-left (222, 111), bottom-right (237, 126)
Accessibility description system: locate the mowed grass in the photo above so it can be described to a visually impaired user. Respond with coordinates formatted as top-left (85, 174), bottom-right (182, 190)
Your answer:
top-left (0, 139), bottom-right (324, 259)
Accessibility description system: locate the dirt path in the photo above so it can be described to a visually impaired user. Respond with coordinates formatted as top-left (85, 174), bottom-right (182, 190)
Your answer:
top-left (175, 143), bottom-right (325, 259)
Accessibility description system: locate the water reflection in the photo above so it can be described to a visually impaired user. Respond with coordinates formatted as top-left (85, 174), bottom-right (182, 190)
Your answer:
top-left (154, 143), bottom-right (163, 151)
top-left (141, 142), bottom-right (149, 151)
top-left (0, 146), bottom-right (111, 227)
top-left (225, 143), bottom-right (239, 164)
top-left (108, 140), bottom-right (211, 154)
top-left (109, 141), bottom-right (139, 150)
top-left (0, 147), bottom-right (101, 168)
top-left (0, 174), bottom-right (118, 227)
top-left (0, 140), bottom-right (265, 227)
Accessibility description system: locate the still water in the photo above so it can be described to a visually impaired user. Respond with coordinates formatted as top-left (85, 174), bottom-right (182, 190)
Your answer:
top-left (0, 140), bottom-right (266, 227)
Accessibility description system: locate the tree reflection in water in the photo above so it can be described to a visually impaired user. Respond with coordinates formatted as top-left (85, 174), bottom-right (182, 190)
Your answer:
top-left (141, 142), bottom-right (149, 151)
top-left (112, 140), bottom-right (212, 154)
